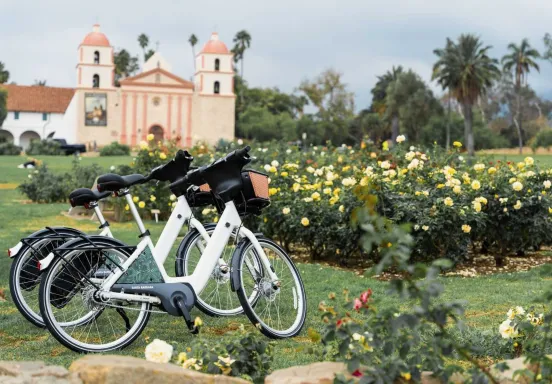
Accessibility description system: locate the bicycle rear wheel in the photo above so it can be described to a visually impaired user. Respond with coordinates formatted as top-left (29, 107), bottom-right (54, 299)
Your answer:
top-left (231, 237), bottom-right (306, 338)
top-left (9, 227), bottom-right (83, 327)
top-left (39, 237), bottom-right (151, 353)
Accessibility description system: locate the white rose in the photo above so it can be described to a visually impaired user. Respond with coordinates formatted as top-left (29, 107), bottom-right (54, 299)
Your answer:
top-left (264, 164), bottom-right (271, 172)
top-left (396, 135), bottom-right (406, 143)
top-left (145, 339), bottom-right (173, 363)
top-left (499, 320), bottom-right (518, 339)
top-left (237, 139), bottom-right (244, 145)
top-left (544, 180), bottom-right (551, 189)
top-left (286, 149), bottom-right (292, 154)
top-left (271, 160), bottom-right (279, 167)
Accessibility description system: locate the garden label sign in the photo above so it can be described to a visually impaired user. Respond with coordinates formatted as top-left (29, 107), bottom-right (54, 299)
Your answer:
top-left (85, 93), bottom-right (107, 126)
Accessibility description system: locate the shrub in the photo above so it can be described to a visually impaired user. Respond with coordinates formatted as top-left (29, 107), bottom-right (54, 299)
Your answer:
top-left (18, 159), bottom-right (105, 203)
top-left (18, 165), bottom-right (69, 203)
top-left (144, 325), bottom-right (273, 384)
top-left (531, 129), bottom-right (552, 152)
top-left (0, 142), bottom-right (22, 155)
top-left (100, 141), bottom-right (131, 156)
top-left (26, 139), bottom-right (63, 155)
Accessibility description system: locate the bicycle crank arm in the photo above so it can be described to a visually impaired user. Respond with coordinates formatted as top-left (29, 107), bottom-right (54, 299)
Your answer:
top-left (108, 283), bottom-right (197, 316)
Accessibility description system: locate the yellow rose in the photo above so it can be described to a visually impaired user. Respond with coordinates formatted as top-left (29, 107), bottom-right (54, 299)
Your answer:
top-left (159, 152), bottom-right (167, 160)
top-left (139, 141), bottom-right (148, 150)
top-left (453, 141), bottom-right (462, 148)
top-left (150, 195), bottom-right (156, 202)
top-left (138, 201), bottom-right (146, 208)
top-left (147, 133), bottom-right (155, 141)
top-left (133, 196), bottom-right (139, 203)
top-left (453, 185), bottom-right (462, 194)
top-left (339, 205), bottom-right (345, 213)
top-left (301, 217), bottom-right (310, 226)
top-left (282, 207), bottom-right (290, 215)
top-left (292, 183), bottom-right (301, 192)
top-left (462, 224), bottom-right (471, 233)
top-left (525, 156), bottom-right (534, 166)
top-left (124, 204), bottom-right (129, 211)
top-left (329, 196), bottom-right (339, 205)
top-left (514, 200), bottom-right (522, 210)
top-left (471, 180), bottom-right (481, 190)
top-left (311, 192), bottom-right (321, 201)
top-left (444, 197), bottom-right (453, 207)
top-left (401, 372), bottom-right (412, 381)
top-left (281, 171), bottom-right (288, 177)
top-left (472, 201), bottom-right (482, 212)
top-left (512, 181), bottom-right (523, 191)
top-left (488, 167), bottom-right (497, 174)
top-left (323, 187), bottom-right (332, 195)
top-left (269, 188), bottom-right (278, 196)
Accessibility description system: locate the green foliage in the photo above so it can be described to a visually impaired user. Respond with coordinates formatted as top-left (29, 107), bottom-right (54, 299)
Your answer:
top-left (0, 141), bottom-right (21, 155)
top-left (0, 88), bottom-right (7, 126)
top-left (99, 141), bottom-right (131, 156)
top-left (114, 49), bottom-right (139, 87)
top-left (26, 139), bottom-right (63, 155)
top-left (0, 61), bottom-right (9, 84)
top-left (18, 164), bottom-right (69, 203)
top-left (174, 326), bottom-right (273, 383)
top-left (18, 159), bottom-right (104, 203)
top-left (531, 130), bottom-right (552, 151)
top-left (314, 195), bottom-right (552, 382)
top-left (238, 106), bottom-right (296, 141)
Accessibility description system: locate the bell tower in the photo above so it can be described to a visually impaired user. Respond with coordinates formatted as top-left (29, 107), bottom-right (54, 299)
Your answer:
top-left (77, 24), bottom-right (115, 89)
top-left (194, 32), bottom-right (234, 96)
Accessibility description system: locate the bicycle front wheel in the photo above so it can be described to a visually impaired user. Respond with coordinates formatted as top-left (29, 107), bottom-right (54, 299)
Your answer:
top-left (231, 237), bottom-right (307, 338)
top-left (39, 237), bottom-right (151, 353)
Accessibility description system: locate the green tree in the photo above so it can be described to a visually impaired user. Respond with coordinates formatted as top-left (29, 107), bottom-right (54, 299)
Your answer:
top-left (370, 66), bottom-right (403, 141)
top-left (298, 68), bottom-right (355, 143)
top-left (432, 34), bottom-right (501, 157)
top-left (501, 38), bottom-right (541, 153)
top-left (188, 34), bottom-right (198, 72)
top-left (137, 34), bottom-right (150, 62)
top-left (384, 70), bottom-right (441, 143)
top-left (232, 30), bottom-right (252, 78)
top-left (114, 49), bottom-right (139, 86)
top-left (0, 88), bottom-right (7, 126)
top-left (33, 79), bottom-right (47, 86)
top-left (0, 62), bottom-right (9, 84)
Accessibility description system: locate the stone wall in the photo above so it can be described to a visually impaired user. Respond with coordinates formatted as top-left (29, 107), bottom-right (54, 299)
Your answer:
top-left (0, 355), bottom-right (541, 383)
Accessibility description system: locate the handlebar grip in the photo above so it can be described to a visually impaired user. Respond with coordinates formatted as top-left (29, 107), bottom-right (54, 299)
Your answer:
top-left (235, 146), bottom-right (251, 158)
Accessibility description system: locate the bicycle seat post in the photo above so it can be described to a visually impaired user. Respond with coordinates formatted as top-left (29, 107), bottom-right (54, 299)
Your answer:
top-left (119, 188), bottom-right (148, 237)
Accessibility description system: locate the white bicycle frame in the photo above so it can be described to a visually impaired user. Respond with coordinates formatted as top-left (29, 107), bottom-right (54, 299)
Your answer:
top-left (98, 195), bottom-right (279, 305)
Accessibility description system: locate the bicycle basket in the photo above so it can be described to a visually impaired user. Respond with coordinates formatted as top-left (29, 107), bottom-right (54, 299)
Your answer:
top-left (235, 170), bottom-right (271, 215)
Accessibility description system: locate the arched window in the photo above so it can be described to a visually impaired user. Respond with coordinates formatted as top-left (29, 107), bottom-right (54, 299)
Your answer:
top-left (94, 51), bottom-right (100, 64)
top-left (214, 58), bottom-right (220, 71)
top-left (92, 74), bottom-right (100, 88)
top-left (214, 81), bottom-right (220, 94)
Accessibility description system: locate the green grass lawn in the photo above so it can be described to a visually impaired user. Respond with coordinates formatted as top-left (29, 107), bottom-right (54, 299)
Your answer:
top-left (0, 154), bottom-right (551, 370)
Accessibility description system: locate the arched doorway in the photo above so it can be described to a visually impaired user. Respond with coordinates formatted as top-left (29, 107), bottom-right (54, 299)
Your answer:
top-left (0, 130), bottom-right (14, 143)
top-left (148, 125), bottom-right (164, 142)
top-left (20, 131), bottom-right (40, 150)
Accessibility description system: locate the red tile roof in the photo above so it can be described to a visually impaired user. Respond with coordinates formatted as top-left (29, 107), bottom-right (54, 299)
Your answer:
top-left (0, 84), bottom-right (75, 114)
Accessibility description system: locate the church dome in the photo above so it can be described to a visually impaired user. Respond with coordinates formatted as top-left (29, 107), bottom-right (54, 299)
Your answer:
top-left (200, 32), bottom-right (229, 54)
top-left (81, 24), bottom-right (110, 47)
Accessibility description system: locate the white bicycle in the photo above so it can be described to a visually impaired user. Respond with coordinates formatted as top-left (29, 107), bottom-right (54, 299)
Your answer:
top-left (10, 150), bottom-right (241, 328)
top-left (38, 146), bottom-right (307, 353)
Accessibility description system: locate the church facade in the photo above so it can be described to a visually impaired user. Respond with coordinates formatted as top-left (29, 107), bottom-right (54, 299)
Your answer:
top-left (0, 25), bottom-right (235, 149)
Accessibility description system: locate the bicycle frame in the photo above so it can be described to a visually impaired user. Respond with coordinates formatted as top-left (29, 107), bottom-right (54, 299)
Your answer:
top-left (98, 196), bottom-right (279, 303)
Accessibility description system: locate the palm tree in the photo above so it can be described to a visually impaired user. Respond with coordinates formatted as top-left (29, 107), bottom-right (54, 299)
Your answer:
top-left (0, 62), bottom-right (9, 84)
top-left (232, 30), bottom-right (252, 78)
top-left (432, 34), bottom-right (501, 157)
top-left (372, 66), bottom-right (403, 141)
top-left (137, 34), bottom-right (150, 62)
top-left (188, 34), bottom-right (198, 72)
top-left (501, 38), bottom-right (541, 153)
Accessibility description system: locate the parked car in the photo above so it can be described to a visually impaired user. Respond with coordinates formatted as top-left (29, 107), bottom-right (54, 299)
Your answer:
top-left (52, 138), bottom-right (86, 155)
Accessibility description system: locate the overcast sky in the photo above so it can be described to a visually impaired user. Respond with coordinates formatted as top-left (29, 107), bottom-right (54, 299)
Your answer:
top-left (2, 0), bottom-right (552, 110)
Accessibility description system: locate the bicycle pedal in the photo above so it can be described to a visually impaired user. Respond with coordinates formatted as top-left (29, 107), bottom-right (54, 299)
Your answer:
top-left (173, 296), bottom-right (195, 331)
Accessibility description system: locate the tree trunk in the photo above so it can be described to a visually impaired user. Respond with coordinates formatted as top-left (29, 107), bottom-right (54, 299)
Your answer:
top-left (463, 103), bottom-right (475, 158)
top-left (391, 114), bottom-right (399, 142)
top-left (446, 93), bottom-right (451, 150)
top-left (515, 89), bottom-right (523, 154)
